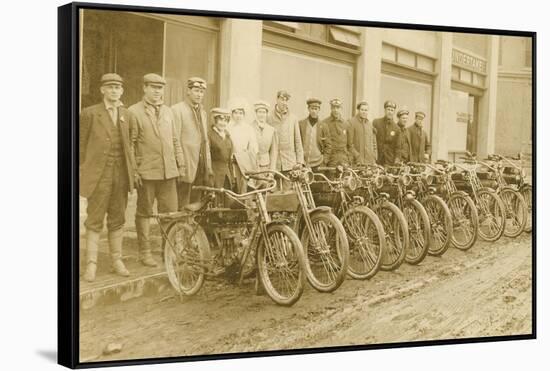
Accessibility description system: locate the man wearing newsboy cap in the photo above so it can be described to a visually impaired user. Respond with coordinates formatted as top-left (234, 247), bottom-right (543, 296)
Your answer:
top-left (171, 76), bottom-right (213, 208)
top-left (268, 90), bottom-right (304, 175)
top-left (320, 98), bottom-right (353, 166)
top-left (80, 73), bottom-right (136, 281)
top-left (129, 73), bottom-right (185, 268)
top-left (373, 100), bottom-right (401, 165)
top-left (396, 108), bottom-right (412, 163)
top-left (298, 98), bottom-right (325, 169)
top-left (407, 111), bottom-right (431, 163)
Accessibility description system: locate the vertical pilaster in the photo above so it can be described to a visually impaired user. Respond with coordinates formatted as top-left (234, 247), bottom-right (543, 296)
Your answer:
top-left (219, 19), bottom-right (263, 110)
top-left (356, 28), bottom-right (382, 118)
top-left (431, 32), bottom-right (453, 160)
top-left (477, 35), bottom-right (500, 158)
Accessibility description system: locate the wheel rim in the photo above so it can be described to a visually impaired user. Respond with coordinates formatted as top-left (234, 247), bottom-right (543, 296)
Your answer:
top-left (344, 209), bottom-right (381, 276)
top-left (260, 228), bottom-right (302, 302)
top-left (448, 196), bottom-right (476, 248)
top-left (501, 190), bottom-right (526, 236)
top-left (303, 216), bottom-right (344, 289)
top-left (403, 203), bottom-right (425, 261)
top-left (379, 207), bottom-right (404, 267)
top-left (521, 187), bottom-right (532, 232)
top-left (165, 224), bottom-right (206, 294)
top-left (477, 192), bottom-right (505, 240)
top-left (424, 198), bottom-right (450, 253)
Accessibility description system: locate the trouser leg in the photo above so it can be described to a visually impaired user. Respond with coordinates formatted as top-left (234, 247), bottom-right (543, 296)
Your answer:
top-left (83, 159), bottom-right (115, 281)
top-left (136, 180), bottom-right (157, 267)
top-left (106, 158), bottom-right (129, 232)
top-left (83, 230), bottom-right (100, 282)
top-left (178, 182), bottom-right (192, 211)
top-left (108, 228), bottom-right (130, 276)
top-left (104, 160), bottom-right (130, 275)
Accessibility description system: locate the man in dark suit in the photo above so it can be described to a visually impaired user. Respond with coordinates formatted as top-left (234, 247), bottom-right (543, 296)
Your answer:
top-left (408, 111), bottom-right (431, 163)
top-left (320, 98), bottom-right (353, 167)
top-left (396, 108), bottom-right (412, 163)
top-left (373, 100), bottom-right (401, 165)
top-left (79, 73), bottom-right (136, 282)
top-left (347, 101), bottom-right (377, 165)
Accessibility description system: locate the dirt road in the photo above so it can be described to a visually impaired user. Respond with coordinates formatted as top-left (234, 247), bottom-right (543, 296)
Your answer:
top-left (79, 233), bottom-right (533, 362)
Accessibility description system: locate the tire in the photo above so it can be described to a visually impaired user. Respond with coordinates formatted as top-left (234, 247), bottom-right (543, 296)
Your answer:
top-left (403, 199), bottom-right (431, 265)
top-left (163, 221), bottom-right (210, 296)
top-left (448, 193), bottom-right (479, 250)
top-left (301, 212), bottom-right (349, 293)
top-left (257, 223), bottom-right (305, 306)
top-left (375, 202), bottom-right (408, 271)
top-left (520, 185), bottom-right (532, 233)
top-left (499, 188), bottom-right (527, 238)
top-left (341, 206), bottom-right (385, 280)
top-left (422, 195), bottom-right (453, 256)
top-left (476, 189), bottom-right (506, 242)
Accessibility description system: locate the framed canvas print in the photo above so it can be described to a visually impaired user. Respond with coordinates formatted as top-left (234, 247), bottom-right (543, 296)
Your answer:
top-left (58, 1), bottom-right (536, 368)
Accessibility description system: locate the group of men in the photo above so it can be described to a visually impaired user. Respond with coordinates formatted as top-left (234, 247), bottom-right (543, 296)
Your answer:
top-left (79, 72), bottom-right (431, 282)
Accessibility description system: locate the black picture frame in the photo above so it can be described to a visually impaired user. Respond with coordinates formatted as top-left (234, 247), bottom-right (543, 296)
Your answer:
top-left (58, 2), bottom-right (536, 368)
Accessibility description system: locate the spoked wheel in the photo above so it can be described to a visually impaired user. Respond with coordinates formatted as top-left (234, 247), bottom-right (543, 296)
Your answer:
top-left (422, 195), bottom-right (453, 256)
top-left (257, 223), bottom-right (305, 306)
top-left (375, 202), bottom-right (408, 271)
top-left (499, 188), bottom-right (527, 238)
top-left (402, 199), bottom-right (431, 265)
top-left (301, 212), bottom-right (349, 293)
top-left (476, 190), bottom-right (506, 242)
top-left (163, 221), bottom-right (211, 296)
top-left (520, 185), bottom-right (532, 233)
top-left (342, 206), bottom-right (385, 280)
top-left (448, 193), bottom-right (478, 250)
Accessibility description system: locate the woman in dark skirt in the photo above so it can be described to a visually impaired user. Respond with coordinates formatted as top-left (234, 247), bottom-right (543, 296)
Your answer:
top-left (208, 108), bottom-right (235, 205)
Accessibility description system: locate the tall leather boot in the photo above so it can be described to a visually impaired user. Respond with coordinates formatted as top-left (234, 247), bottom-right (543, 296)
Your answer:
top-left (83, 230), bottom-right (100, 282)
top-left (135, 216), bottom-right (157, 267)
top-left (108, 228), bottom-right (130, 277)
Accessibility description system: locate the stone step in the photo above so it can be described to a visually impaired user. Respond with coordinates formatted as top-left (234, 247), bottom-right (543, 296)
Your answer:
top-left (79, 231), bottom-right (171, 310)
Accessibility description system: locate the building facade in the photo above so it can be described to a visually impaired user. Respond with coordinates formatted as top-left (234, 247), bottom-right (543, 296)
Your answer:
top-left (80, 10), bottom-right (533, 161)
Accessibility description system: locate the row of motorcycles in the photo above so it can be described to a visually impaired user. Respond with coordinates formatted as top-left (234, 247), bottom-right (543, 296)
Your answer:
top-left (153, 151), bottom-right (532, 306)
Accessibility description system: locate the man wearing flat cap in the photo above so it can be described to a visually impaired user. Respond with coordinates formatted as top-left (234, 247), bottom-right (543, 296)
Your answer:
top-left (373, 100), bottom-right (401, 165)
top-left (320, 98), bottom-right (352, 167)
top-left (80, 73), bottom-right (136, 281)
top-left (129, 73), bottom-right (185, 268)
top-left (171, 77), bottom-right (213, 208)
top-left (268, 90), bottom-right (304, 177)
top-left (396, 108), bottom-right (412, 163)
top-left (299, 98), bottom-right (326, 169)
top-left (347, 101), bottom-right (378, 165)
top-left (251, 100), bottom-right (278, 172)
top-left (407, 111), bottom-right (431, 163)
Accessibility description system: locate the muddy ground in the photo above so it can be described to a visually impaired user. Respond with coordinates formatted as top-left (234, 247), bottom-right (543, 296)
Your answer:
top-left (79, 233), bottom-right (532, 362)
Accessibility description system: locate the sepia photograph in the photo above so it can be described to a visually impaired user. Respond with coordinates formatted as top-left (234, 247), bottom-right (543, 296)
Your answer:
top-left (67, 3), bottom-right (534, 366)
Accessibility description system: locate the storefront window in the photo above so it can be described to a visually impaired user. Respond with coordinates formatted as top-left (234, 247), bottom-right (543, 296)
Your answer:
top-left (80, 10), bottom-right (164, 109)
top-left (80, 10), bottom-right (219, 111)
top-left (380, 74), bottom-right (433, 135)
top-left (260, 46), bottom-right (354, 120)
top-left (448, 90), bottom-right (478, 160)
top-left (164, 23), bottom-right (218, 110)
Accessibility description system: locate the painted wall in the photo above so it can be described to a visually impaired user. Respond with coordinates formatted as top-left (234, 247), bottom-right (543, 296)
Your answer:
top-left (379, 28), bottom-right (439, 58)
top-left (496, 35), bottom-right (532, 156)
top-left (495, 76), bottom-right (532, 156)
top-left (453, 33), bottom-right (488, 57)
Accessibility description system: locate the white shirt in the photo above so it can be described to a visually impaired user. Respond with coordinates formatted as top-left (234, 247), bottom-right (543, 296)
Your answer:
top-left (228, 121), bottom-right (259, 156)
